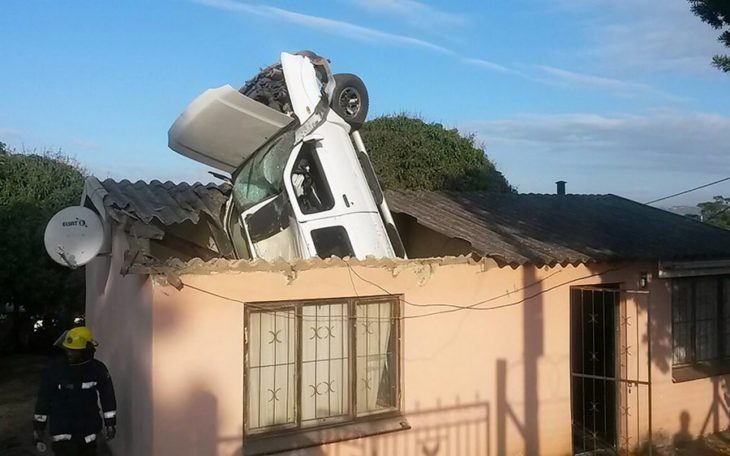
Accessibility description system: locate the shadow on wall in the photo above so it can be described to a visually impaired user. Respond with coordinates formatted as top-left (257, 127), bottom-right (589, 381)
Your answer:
top-left (495, 265), bottom-right (544, 456)
top-left (330, 401), bottom-right (490, 456)
top-left (673, 410), bottom-right (693, 449)
top-left (700, 376), bottom-right (730, 436)
top-left (663, 409), bottom-right (730, 456)
top-left (448, 196), bottom-right (547, 456)
top-left (640, 280), bottom-right (671, 375)
top-left (156, 383), bottom-right (219, 456)
top-left (90, 270), bottom-right (153, 456)
top-left (638, 279), bottom-right (730, 435)
top-left (212, 400), bottom-right (490, 456)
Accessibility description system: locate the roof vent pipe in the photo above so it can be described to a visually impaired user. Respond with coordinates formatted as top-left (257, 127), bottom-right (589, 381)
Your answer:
top-left (556, 181), bottom-right (566, 196)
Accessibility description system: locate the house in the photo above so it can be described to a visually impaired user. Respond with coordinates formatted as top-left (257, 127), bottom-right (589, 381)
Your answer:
top-left (80, 176), bottom-right (730, 455)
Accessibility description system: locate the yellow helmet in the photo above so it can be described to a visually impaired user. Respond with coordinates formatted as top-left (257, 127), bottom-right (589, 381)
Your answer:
top-left (60, 326), bottom-right (98, 350)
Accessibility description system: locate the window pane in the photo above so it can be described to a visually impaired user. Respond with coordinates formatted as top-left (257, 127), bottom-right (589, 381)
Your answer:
top-left (291, 142), bottom-right (334, 215)
top-left (695, 278), bottom-right (719, 361)
top-left (301, 303), bottom-right (350, 425)
top-left (672, 280), bottom-right (692, 323)
top-left (233, 131), bottom-right (295, 212)
top-left (696, 320), bottom-right (719, 361)
top-left (356, 301), bottom-right (397, 415)
top-left (311, 226), bottom-right (355, 259)
top-left (672, 280), bottom-right (693, 365)
top-left (248, 310), bottom-right (297, 431)
top-left (695, 278), bottom-right (718, 320)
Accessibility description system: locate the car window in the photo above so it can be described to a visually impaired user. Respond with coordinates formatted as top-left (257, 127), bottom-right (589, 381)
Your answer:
top-left (291, 141), bottom-right (334, 214)
top-left (311, 226), bottom-right (355, 258)
top-left (232, 130), bottom-right (296, 212)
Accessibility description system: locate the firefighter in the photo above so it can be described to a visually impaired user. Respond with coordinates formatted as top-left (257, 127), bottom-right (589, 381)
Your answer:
top-left (32, 326), bottom-right (117, 455)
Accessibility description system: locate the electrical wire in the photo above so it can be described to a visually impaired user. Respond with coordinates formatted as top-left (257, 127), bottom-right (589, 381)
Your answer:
top-left (179, 265), bottom-right (621, 322)
top-left (343, 260), bottom-right (563, 310)
top-left (644, 177), bottom-right (730, 205)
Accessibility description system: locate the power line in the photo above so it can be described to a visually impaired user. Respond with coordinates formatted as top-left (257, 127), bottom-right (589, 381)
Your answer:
top-left (343, 260), bottom-right (562, 310)
top-left (180, 265), bottom-right (620, 322)
top-left (645, 177), bottom-right (730, 205)
top-left (346, 263), bottom-right (619, 320)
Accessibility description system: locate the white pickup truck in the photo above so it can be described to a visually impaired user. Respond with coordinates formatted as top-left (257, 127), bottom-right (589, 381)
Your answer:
top-left (168, 51), bottom-right (406, 261)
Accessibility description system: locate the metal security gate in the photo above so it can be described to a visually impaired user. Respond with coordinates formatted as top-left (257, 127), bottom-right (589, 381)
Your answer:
top-left (570, 286), bottom-right (653, 456)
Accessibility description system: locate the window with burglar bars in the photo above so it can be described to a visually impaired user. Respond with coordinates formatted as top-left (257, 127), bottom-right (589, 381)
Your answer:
top-left (672, 276), bottom-right (730, 369)
top-left (245, 296), bottom-right (400, 434)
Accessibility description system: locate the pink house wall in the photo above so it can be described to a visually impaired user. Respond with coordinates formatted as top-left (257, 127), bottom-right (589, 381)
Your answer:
top-left (85, 228), bottom-right (153, 456)
top-left (90, 246), bottom-right (730, 455)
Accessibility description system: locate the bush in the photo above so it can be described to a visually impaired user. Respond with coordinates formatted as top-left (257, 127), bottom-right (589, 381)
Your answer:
top-left (360, 115), bottom-right (513, 192)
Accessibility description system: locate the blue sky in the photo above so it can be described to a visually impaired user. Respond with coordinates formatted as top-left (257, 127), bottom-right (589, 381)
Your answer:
top-left (1, 0), bottom-right (728, 207)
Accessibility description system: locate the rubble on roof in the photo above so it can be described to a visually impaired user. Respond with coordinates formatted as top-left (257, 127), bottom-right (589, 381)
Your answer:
top-left (84, 177), bottom-right (234, 268)
top-left (85, 178), bottom-right (730, 271)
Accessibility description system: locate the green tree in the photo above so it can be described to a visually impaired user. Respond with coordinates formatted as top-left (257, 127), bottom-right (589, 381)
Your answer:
top-left (360, 115), bottom-right (513, 192)
top-left (689, 0), bottom-right (730, 72)
top-left (698, 195), bottom-right (730, 228)
top-left (0, 148), bottom-right (86, 352)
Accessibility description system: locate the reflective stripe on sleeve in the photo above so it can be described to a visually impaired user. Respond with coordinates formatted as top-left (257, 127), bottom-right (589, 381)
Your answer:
top-left (34, 414), bottom-right (48, 422)
top-left (52, 434), bottom-right (72, 442)
top-left (103, 410), bottom-right (117, 419)
top-left (84, 434), bottom-right (97, 443)
top-left (81, 381), bottom-right (97, 389)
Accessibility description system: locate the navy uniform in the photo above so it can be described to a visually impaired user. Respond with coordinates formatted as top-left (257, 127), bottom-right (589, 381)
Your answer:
top-left (33, 326), bottom-right (117, 455)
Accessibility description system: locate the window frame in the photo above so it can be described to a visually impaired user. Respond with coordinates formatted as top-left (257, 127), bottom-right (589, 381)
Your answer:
top-left (291, 140), bottom-right (336, 216)
top-left (243, 294), bottom-right (407, 454)
top-left (671, 275), bottom-right (730, 382)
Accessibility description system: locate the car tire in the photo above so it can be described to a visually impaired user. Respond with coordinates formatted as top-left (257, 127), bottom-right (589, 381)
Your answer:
top-left (239, 63), bottom-right (293, 115)
top-left (331, 73), bottom-right (369, 130)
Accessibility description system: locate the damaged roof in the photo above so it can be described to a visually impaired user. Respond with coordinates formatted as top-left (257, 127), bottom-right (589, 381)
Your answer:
top-left (386, 190), bottom-right (730, 265)
top-left (85, 177), bottom-right (730, 267)
top-left (85, 177), bottom-right (230, 226)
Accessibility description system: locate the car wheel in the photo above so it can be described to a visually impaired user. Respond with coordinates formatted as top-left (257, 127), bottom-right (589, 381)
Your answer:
top-left (239, 63), bottom-right (293, 115)
top-left (331, 73), bottom-right (369, 130)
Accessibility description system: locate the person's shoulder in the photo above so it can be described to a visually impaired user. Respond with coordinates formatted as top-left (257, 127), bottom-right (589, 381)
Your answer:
top-left (90, 358), bottom-right (109, 370)
top-left (89, 359), bottom-right (112, 376)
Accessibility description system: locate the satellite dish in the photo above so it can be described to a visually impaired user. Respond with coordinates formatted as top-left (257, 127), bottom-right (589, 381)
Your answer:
top-left (44, 206), bottom-right (105, 268)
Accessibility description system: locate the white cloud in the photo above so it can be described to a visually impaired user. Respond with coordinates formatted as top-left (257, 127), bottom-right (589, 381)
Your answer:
top-left (352, 0), bottom-right (469, 29)
top-left (530, 65), bottom-right (681, 100)
top-left (554, 0), bottom-right (726, 75)
top-left (461, 111), bottom-right (730, 202)
top-left (462, 60), bottom-right (676, 99)
top-left (464, 111), bottom-right (730, 174)
top-left (193, 0), bottom-right (674, 99)
top-left (194, 0), bottom-right (453, 54)
top-left (461, 58), bottom-right (528, 78)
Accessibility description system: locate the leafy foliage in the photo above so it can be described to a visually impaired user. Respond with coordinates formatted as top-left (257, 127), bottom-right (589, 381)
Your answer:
top-left (0, 148), bottom-right (86, 330)
top-left (360, 115), bottom-right (513, 192)
top-left (698, 195), bottom-right (730, 229)
top-left (689, 0), bottom-right (730, 72)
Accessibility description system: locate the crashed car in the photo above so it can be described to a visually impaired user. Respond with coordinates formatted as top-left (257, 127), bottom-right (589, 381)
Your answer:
top-left (168, 51), bottom-right (406, 261)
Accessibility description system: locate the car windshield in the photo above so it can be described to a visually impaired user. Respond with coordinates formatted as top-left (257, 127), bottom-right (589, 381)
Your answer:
top-left (232, 129), bottom-right (296, 212)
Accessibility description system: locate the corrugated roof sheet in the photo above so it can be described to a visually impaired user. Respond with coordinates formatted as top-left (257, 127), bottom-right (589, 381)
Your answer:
top-left (87, 177), bottom-right (730, 266)
top-left (88, 177), bottom-right (230, 226)
top-left (386, 190), bottom-right (730, 265)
